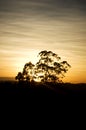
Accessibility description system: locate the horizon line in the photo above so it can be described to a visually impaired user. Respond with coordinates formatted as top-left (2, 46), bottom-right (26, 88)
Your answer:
top-left (0, 77), bottom-right (86, 84)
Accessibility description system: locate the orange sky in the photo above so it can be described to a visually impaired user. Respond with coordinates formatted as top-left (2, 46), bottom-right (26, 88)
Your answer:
top-left (0, 0), bottom-right (86, 83)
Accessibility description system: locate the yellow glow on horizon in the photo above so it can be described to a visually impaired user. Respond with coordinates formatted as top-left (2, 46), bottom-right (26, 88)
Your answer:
top-left (0, 45), bottom-right (86, 83)
top-left (0, 48), bottom-right (86, 83)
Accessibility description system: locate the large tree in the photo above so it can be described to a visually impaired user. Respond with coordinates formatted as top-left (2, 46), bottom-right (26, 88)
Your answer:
top-left (15, 50), bottom-right (71, 83)
top-left (35, 50), bottom-right (71, 83)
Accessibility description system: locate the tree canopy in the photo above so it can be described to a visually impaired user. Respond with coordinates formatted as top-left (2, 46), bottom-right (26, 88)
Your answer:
top-left (15, 50), bottom-right (71, 83)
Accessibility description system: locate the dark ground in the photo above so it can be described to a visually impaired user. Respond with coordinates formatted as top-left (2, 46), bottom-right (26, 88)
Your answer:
top-left (0, 81), bottom-right (86, 115)
top-left (0, 81), bottom-right (85, 128)
top-left (0, 81), bottom-right (86, 97)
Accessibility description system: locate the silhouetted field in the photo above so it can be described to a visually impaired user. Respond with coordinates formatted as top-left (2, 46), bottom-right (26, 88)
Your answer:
top-left (0, 81), bottom-right (86, 97)
top-left (0, 81), bottom-right (86, 110)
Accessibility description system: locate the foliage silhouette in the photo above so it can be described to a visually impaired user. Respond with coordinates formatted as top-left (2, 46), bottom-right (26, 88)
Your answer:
top-left (15, 50), bottom-right (71, 83)
top-left (23, 62), bottom-right (35, 81)
top-left (15, 72), bottom-right (24, 81)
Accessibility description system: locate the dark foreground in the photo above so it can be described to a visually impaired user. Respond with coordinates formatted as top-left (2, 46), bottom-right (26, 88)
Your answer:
top-left (0, 81), bottom-right (86, 111)
top-left (0, 81), bottom-right (85, 126)
top-left (0, 81), bottom-right (86, 97)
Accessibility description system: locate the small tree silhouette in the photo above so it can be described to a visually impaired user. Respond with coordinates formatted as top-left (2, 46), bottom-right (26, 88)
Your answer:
top-left (15, 72), bottom-right (24, 81)
top-left (15, 62), bottom-right (35, 82)
top-left (23, 62), bottom-right (35, 81)
top-left (15, 50), bottom-right (71, 83)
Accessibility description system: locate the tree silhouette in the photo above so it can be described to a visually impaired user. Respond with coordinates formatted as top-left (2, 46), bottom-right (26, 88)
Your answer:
top-left (15, 50), bottom-right (71, 83)
top-left (15, 72), bottom-right (24, 81)
top-left (15, 62), bottom-right (35, 82)
top-left (22, 62), bottom-right (35, 81)
top-left (35, 50), bottom-right (71, 83)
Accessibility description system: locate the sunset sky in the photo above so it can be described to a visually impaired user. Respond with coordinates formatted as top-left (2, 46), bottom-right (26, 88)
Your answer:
top-left (0, 0), bottom-right (86, 83)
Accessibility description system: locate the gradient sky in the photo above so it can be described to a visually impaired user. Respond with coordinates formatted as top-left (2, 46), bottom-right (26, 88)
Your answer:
top-left (0, 0), bottom-right (86, 83)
